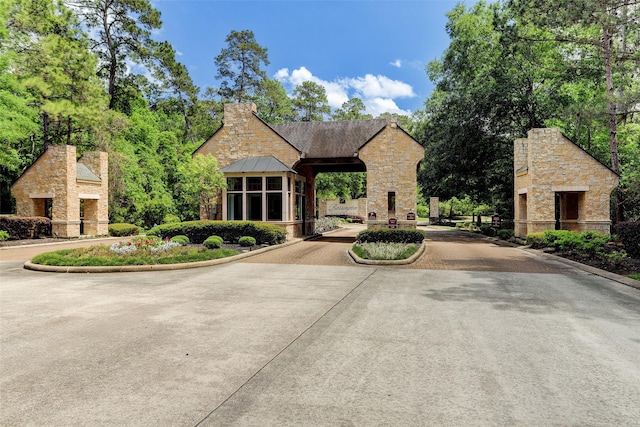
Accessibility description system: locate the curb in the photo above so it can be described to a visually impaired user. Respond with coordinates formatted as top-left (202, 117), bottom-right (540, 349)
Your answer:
top-left (23, 239), bottom-right (303, 273)
top-left (477, 233), bottom-right (640, 290)
top-left (347, 241), bottom-right (426, 265)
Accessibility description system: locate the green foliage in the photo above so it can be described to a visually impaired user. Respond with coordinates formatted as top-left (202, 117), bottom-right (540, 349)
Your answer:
top-left (615, 222), bottom-right (640, 257)
top-left (331, 98), bottom-right (372, 121)
top-left (214, 29), bottom-right (269, 103)
top-left (203, 235), bottom-right (223, 249)
top-left (526, 232), bottom-right (548, 248)
top-left (163, 214), bottom-right (181, 224)
top-left (316, 172), bottom-right (366, 200)
top-left (292, 81), bottom-right (331, 122)
top-left (0, 230), bottom-right (9, 241)
top-left (497, 229), bottom-right (515, 240)
top-left (170, 235), bottom-right (190, 245)
top-left (148, 220), bottom-right (287, 245)
top-left (30, 244), bottom-right (238, 266)
top-left (176, 154), bottom-right (225, 220)
top-left (356, 229), bottom-right (425, 244)
top-left (238, 236), bottom-right (256, 247)
top-left (353, 242), bottom-right (420, 260)
top-left (417, 205), bottom-right (429, 218)
top-left (108, 223), bottom-right (140, 237)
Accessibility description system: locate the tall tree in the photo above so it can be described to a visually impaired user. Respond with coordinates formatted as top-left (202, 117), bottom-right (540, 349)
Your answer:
top-left (213, 29), bottom-right (269, 103)
top-left (417, 1), bottom-right (566, 213)
top-left (254, 77), bottom-right (296, 123)
top-left (151, 41), bottom-right (199, 142)
top-left (331, 98), bottom-right (372, 121)
top-left (176, 154), bottom-right (225, 220)
top-left (509, 0), bottom-right (640, 220)
top-left (292, 80), bottom-right (330, 122)
top-left (6, 0), bottom-right (107, 150)
top-left (70, 0), bottom-right (162, 109)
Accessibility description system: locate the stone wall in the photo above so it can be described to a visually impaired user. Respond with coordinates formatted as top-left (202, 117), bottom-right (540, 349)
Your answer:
top-left (358, 119), bottom-right (424, 227)
top-left (514, 128), bottom-right (618, 237)
top-left (194, 104), bottom-right (300, 169)
top-left (11, 145), bottom-right (108, 237)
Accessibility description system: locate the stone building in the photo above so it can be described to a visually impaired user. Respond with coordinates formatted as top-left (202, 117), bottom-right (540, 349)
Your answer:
top-left (194, 103), bottom-right (424, 237)
top-left (514, 128), bottom-right (618, 238)
top-left (11, 145), bottom-right (109, 237)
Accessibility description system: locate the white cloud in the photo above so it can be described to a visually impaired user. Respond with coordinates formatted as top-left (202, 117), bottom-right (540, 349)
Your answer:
top-left (274, 66), bottom-right (415, 116)
top-left (390, 59), bottom-right (402, 68)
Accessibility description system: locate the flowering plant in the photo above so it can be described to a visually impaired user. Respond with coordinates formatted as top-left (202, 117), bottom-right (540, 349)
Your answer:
top-left (109, 236), bottom-right (181, 255)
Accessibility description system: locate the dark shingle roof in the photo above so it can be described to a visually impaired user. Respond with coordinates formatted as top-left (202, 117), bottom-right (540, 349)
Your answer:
top-left (270, 119), bottom-right (387, 158)
top-left (221, 156), bottom-right (296, 173)
top-left (76, 163), bottom-right (101, 182)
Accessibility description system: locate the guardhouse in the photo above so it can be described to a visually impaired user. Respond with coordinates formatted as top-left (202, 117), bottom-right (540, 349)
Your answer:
top-left (514, 128), bottom-right (618, 238)
top-left (11, 145), bottom-right (109, 237)
top-left (194, 103), bottom-right (424, 237)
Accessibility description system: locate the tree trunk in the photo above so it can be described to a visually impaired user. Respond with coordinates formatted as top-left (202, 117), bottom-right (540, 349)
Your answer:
top-left (602, 25), bottom-right (623, 223)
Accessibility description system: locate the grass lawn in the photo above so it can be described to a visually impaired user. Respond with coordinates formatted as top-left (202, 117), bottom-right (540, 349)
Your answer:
top-left (31, 238), bottom-right (239, 266)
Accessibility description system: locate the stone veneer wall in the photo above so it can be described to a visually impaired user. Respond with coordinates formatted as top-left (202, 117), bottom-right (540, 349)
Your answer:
top-left (514, 128), bottom-right (618, 238)
top-left (77, 152), bottom-right (109, 235)
top-left (11, 145), bottom-right (108, 237)
top-left (195, 103), bottom-right (314, 233)
top-left (358, 120), bottom-right (424, 229)
top-left (194, 104), bottom-right (300, 169)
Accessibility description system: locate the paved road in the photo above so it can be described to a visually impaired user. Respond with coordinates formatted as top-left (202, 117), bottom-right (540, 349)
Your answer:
top-left (1, 228), bottom-right (639, 426)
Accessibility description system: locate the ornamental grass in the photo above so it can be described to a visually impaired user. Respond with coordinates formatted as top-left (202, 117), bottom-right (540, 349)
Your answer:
top-left (352, 242), bottom-right (419, 260)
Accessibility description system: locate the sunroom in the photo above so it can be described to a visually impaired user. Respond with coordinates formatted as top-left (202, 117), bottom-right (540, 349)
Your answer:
top-left (220, 156), bottom-right (307, 236)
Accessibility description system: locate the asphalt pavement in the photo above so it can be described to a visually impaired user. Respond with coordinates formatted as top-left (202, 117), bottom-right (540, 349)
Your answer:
top-left (1, 228), bottom-right (639, 426)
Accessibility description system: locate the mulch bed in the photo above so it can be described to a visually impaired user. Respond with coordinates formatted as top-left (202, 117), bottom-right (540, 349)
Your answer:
top-left (555, 251), bottom-right (640, 277)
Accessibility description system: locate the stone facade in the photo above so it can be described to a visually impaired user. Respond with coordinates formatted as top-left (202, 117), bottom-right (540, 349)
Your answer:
top-left (11, 145), bottom-right (109, 237)
top-left (318, 198), bottom-right (368, 219)
top-left (195, 103), bottom-right (424, 237)
top-left (358, 120), bottom-right (424, 229)
top-left (514, 128), bottom-right (618, 238)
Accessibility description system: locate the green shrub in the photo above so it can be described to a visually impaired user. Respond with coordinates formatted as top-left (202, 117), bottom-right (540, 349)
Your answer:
top-left (163, 214), bottom-right (181, 224)
top-left (0, 216), bottom-right (51, 239)
top-left (108, 223), bottom-right (140, 237)
top-left (238, 236), bottom-right (256, 247)
top-left (479, 224), bottom-right (495, 236)
top-left (0, 230), bottom-right (9, 241)
top-left (544, 230), bottom-right (582, 252)
top-left (356, 229), bottom-right (425, 244)
top-left (526, 232), bottom-right (547, 248)
top-left (354, 242), bottom-right (419, 260)
top-left (616, 222), bottom-right (640, 257)
top-left (203, 235), bottom-right (223, 249)
top-left (497, 229), bottom-right (514, 240)
top-left (170, 235), bottom-right (190, 245)
top-left (417, 204), bottom-right (429, 218)
top-left (576, 230), bottom-right (610, 255)
top-left (148, 220), bottom-right (286, 245)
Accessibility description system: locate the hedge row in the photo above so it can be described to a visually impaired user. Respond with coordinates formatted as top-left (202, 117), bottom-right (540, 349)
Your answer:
top-left (616, 222), bottom-right (640, 257)
top-left (147, 220), bottom-right (287, 245)
top-left (526, 230), bottom-right (611, 255)
top-left (0, 216), bottom-right (51, 239)
top-left (356, 228), bottom-right (425, 244)
top-left (108, 223), bottom-right (140, 237)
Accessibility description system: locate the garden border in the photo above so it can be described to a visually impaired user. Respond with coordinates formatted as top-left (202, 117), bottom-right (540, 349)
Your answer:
top-left (347, 240), bottom-right (426, 265)
top-left (23, 239), bottom-right (303, 273)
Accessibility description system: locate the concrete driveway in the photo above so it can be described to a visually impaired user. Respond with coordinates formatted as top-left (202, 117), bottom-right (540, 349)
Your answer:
top-left (1, 229), bottom-right (639, 426)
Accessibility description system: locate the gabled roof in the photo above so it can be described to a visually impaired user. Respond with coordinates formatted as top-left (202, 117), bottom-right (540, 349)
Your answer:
top-left (270, 119), bottom-right (387, 158)
top-left (76, 163), bottom-right (101, 182)
top-left (220, 156), bottom-right (296, 173)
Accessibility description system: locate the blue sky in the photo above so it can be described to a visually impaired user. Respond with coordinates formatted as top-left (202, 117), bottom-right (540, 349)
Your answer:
top-left (151, 0), bottom-right (473, 117)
